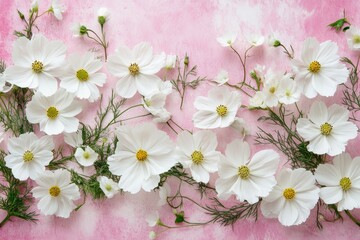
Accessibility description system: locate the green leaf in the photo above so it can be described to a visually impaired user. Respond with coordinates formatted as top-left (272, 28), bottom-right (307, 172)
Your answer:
top-left (174, 211), bottom-right (185, 223)
top-left (328, 18), bottom-right (348, 31)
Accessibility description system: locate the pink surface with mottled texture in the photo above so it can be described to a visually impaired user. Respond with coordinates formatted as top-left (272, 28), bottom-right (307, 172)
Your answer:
top-left (0, 0), bottom-right (360, 239)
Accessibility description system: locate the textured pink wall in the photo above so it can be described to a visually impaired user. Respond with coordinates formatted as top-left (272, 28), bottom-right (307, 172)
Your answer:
top-left (0, 0), bottom-right (360, 239)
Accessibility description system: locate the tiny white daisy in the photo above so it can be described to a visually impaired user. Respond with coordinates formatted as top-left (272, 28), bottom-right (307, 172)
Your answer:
top-left (97, 7), bottom-right (110, 25)
top-left (31, 169), bottom-right (81, 218)
top-left (217, 33), bottom-right (237, 47)
top-left (213, 70), bottom-right (229, 86)
top-left (98, 176), bottom-right (119, 198)
top-left (74, 146), bottom-right (98, 167)
top-left (345, 26), bottom-right (360, 50)
top-left (49, 0), bottom-right (66, 20)
top-left (164, 55), bottom-right (177, 69)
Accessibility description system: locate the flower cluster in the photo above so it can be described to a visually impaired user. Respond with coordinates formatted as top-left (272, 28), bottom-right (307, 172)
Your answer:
top-left (0, 2), bottom-right (360, 238)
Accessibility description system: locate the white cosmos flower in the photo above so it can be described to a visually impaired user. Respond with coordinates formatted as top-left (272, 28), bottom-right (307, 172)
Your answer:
top-left (74, 146), bottom-right (98, 167)
top-left (97, 7), bottom-right (110, 19)
top-left (98, 176), bottom-right (119, 198)
top-left (246, 34), bottom-right (265, 47)
top-left (107, 42), bottom-right (166, 98)
top-left (292, 37), bottom-right (349, 98)
top-left (261, 168), bottom-right (319, 226)
top-left (50, 0), bottom-right (66, 20)
top-left (213, 70), bottom-right (229, 86)
top-left (176, 130), bottom-right (220, 183)
top-left (108, 123), bottom-right (176, 194)
top-left (26, 89), bottom-right (82, 135)
top-left (345, 26), bottom-right (360, 50)
top-left (5, 34), bottom-right (66, 96)
top-left (215, 140), bottom-right (279, 204)
top-left (193, 86), bottom-right (241, 129)
top-left (164, 55), bottom-right (176, 69)
top-left (277, 76), bottom-right (301, 105)
top-left (315, 153), bottom-right (360, 211)
top-left (142, 81), bottom-right (172, 123)
top-left (296, 101), bottom-right (357, 156)
top-left (59, 52), bottom-right (106, 102)
top-left (5, 133), bottom-right (54, 180)
top-left (217, 33), bottom-right (237, 47)
top-left (262, 71), bottom-right (282, 107)
top-left (267, 32), bottom-right (281, 47)
top-left (31, 169), bottom-right (80, 218)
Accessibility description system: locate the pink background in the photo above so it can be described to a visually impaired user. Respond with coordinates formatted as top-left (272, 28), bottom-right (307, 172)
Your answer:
top-left (1, 0), bottom-right (360, 239)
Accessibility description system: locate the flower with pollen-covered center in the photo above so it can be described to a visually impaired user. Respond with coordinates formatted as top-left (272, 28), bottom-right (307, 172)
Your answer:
top-left (176, 130), bottom-right (220, 183)
top-left (32, 60), bottom-right (44, 73)
top-left (60, 52), bottom-right (106, 102)
top-left (32, 169), bottom-right (80, 218)
top-left (292, 37), bottom-right (349, 98)
top-left (315, 153), bottom-right (360, 211)
top-left (108, 123), bottom-right (175, 194)
top-left (49, 186), bottom-right (61, 197)
top-left (107, 42), bottom-right (166, 98)
top-left (129, 63), bottom-right (140, 76)
top-left (216, 140), bottom-right (279, 204)
top-left (5, 34), bottom-right (66, 96)
top-left (261, 168), bottom-right (319, 226)
top-left (297, 101), bottom-right (357, 156)
top-left (5, 132), bottom-right (54, 180)
top-left (26, 89), bottom-right (82, 135)
top-left (216, 105), bottom-right (227, 117)
top-left (308, 61), bottom-right (321, 73)
top-left (345, 26), bottom-right (360, 50)
top-left (76, 69), bottom-right (89, 81)
top-left (193, 86), bottom-right (241, 129)
top-left (283, 188), bottom-right (296, 200)
top-left (191, 151), bottom-right (204, 165)
top-left (136, 149), bottom-right (148, 162)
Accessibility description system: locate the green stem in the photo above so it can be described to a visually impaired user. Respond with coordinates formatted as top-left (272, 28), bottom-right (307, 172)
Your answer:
top-left (345, 210), bottom-right (360, 227)
top-left (0, 214), bottom-right (10, 228)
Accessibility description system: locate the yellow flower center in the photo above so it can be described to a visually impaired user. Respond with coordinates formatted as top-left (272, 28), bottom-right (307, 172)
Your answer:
top-left (320, 122), bottom-right (332, 136)
top-left (46, 106), bottom-right (59, 119)
top-left (191, 151), bottom-right (204, 165)
top-left (269, 86), bottom-right (276, 94)
top-left (339, 177), bottom-right (351, 191)
top-left (353, 35), bottom-right (360, 44)
top-left (308, 61), bottom-right (321, 73)
top-left (105, 184), bottom-right (112, 191)
top-left (283, 188), bottom-right (296, 200)
top-left (23, 150), bottom-right (34, 162)
top-left (76, 69), bottom-right (89, 81)
top-left (136, 149), bottom-right (148, 162)
top-left (32, 60), bottom-right (44, 73)
top-left (238, 165), bottom-right (250, 179)
top-left (216, 105), bottom-right (228, 117)
top-left (49, 186), bottom-right (61, 197)
top-left (129, 63), bottom-right (140, 76)
top-left (83, 152), bottom-right (90, 159)
top-left (285, 90), bottom-right (291, 97)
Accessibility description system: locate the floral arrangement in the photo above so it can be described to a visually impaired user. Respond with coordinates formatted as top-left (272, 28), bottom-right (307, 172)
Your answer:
top-left (0, 1), bottom-right (360, 239)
